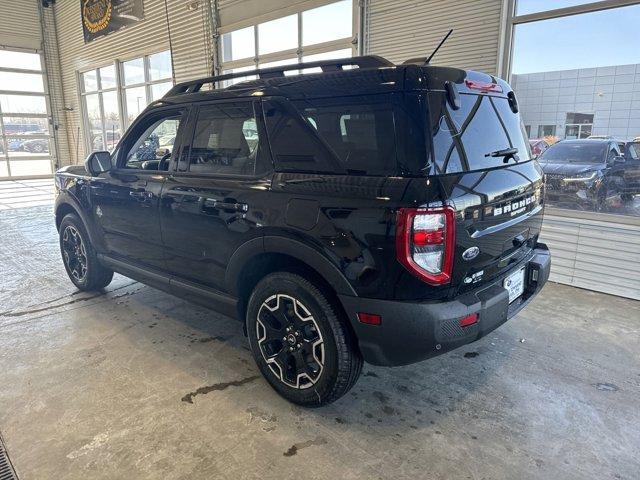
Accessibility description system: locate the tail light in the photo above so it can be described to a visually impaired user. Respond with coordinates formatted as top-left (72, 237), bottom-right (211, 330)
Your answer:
top-left (396, 207), bottom-right (456, 285)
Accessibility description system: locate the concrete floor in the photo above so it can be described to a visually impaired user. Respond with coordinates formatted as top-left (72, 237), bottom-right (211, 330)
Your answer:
top-left (1, 204), bottom-right (639, 480)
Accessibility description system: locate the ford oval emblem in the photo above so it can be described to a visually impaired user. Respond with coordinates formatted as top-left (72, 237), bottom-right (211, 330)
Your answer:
top-left (462, 246), bottom-right (480, 261)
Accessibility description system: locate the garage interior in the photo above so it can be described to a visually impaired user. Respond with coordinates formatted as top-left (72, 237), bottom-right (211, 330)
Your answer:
top-left (1, 0), bottom-right (639, 479)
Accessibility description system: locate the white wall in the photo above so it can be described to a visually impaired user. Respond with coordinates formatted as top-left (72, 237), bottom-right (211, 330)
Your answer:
top-left (366, 0), bottom-right (506, 75)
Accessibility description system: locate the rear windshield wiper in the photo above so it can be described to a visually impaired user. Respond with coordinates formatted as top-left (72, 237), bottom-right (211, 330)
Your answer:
top-left (485, 147), bottom-right (519, 163)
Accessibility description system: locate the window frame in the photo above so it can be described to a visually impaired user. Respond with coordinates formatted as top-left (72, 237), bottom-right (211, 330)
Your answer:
top-left (174, 98), bottom-right (273, 179)
top-left (501, 0), bottom-right (640, 80)
top-left (79, 50), bottom-right (174, 155)
top-left (218, 0), bottom-right (357, 85)
top-left (78, 63), bottom-right (123, 154)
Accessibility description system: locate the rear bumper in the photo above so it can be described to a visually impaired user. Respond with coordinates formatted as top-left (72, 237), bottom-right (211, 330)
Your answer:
top-left (338, 245), bottom-right (551, 366)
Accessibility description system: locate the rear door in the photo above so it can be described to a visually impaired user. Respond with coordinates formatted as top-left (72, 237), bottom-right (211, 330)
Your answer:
top-left (160, 99), bottom-right (272, 291)
top-left (427, 85), bottom-right (544, 292)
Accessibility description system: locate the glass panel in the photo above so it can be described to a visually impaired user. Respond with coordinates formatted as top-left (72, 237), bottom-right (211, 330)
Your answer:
top-left (123, 57), bottom-right (145, 85)
top-left (188, 103), bottom-right (258, 175)
top-left (151, 81), bottom-right (173, 100)
top-left (303, 49), bottom-right (352, 63)
top-left (259, 58), bottom-right (298, 69)
top-left (259, 57), bottom-right (299, 76)
top-left (292, 95), bottom-right (397, 176)
top-left (221, 26), bottom-right (255, 62)
top-left (125, 116), bottom-right (181, 169)
top-left (302, 0), bottom-right (352, 46)
top-left (149, 51), bottom-right (172, 81)
top-left (125, 86), bottom-right (147, 125)
top-left (7, 137), bottom-right (50, 156)
top-left (3, 117), bottom-right (49, 135)
top-left (8, 159), bottom-right (52, 176)
top-left (221, 66), bottom-right (257, 87)
top-left (428, 92), bottom-right (531, 173)
top-left (101, 91), bottom-right (121, 150)
top-left (264, 98), bottom-right (344, 174)
top-left (0, 94), bottom-right (47, 114)
top-left (302, 49), bottom-right (353, 74)
top-left (0, 50), bottom-right (41, 70)
top-left (85, 93), bottom-right (103, 151)
top-left (258, 15), bottom-right (297, 55)
top-left (512, 6), bottom-right (640, 74)
top-left (0, 161), bottom-right (8, 177)
top-left (82, 70), bottom-right (98, 92)
top-left (99, 65), bottom-right (117, 89)
top-left (516, 0), bottom-right (602, 16)
top-left (0, 72), bottom-right (45, 93)
top-left (511, 4), bottom-right (640, 217)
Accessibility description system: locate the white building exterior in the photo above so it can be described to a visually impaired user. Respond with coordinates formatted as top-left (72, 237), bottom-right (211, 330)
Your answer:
top-left (512, 63), bottom-right (640, 141)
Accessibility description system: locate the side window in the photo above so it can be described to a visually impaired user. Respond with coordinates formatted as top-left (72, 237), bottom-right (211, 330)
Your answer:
top-left (263, 98), bottom-right (340, 174)
top-left (292, 95), bottom-right (397, 176)
top-left (188, 102), bottom-right (261, 175)
top-left (123, 114), bottom-right (182, 170)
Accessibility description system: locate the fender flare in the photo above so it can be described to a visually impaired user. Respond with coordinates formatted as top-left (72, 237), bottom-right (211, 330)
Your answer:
top-left (225, 235), bottom-right (357, 297)
top-left (55, 191), bottom-right (104, 251)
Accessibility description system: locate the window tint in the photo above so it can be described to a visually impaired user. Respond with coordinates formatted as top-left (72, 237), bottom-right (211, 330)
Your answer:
top-left (268, 95), bottom-right (397, 175)
top-left (263, 99), bottom-right (341, 174)
top-left (188, 102), bottom-right (261, 175)
top-left (428, 92), bottom-right (531, 174)
top-left (124, 115), bottom-right (181, 170)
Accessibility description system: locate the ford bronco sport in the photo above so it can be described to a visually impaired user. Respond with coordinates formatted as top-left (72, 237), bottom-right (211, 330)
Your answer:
top-left (54, 55), bottom-right (550, 406)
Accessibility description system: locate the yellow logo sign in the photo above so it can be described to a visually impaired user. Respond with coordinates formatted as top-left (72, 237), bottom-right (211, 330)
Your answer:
top-left (82, 0), bottom-right (112, 34)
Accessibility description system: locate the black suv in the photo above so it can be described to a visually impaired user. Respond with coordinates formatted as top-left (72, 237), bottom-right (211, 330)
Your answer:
top-left (538, 139), bottom-right (640, 211)
top-left (54, 55), bottom-right (550, 406)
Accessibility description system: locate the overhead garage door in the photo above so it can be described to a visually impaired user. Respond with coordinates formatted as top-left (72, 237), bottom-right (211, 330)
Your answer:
top-left (0, 50), bottom-right (55, 179)
top-left (365, 0), bottom-right (504, 74)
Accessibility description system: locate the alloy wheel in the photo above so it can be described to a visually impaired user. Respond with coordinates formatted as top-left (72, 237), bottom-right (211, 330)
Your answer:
top-left (61, 225), bottom-right (88, 282)
top-left (256, 294), bottom-right (325, 389)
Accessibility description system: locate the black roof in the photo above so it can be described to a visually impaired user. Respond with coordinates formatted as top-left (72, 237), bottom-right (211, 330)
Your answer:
top-left (151, 54), bottom-right (511, 108)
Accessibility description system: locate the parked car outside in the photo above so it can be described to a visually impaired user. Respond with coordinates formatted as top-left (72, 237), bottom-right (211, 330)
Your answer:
top-left (4, 123), bottom-right (42, 135)
top-left (538, 139), bottom-right (640, 211)
top-left (22, 138), bottom-right (49, 153)
top-left (54, 55), bottom-right (550, 406)
top-left (6, 138), bottom-right (24, 151)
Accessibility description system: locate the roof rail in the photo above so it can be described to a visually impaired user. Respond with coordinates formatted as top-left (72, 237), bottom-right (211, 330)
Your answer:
top-left (164, 55), bottom-right (394, 97)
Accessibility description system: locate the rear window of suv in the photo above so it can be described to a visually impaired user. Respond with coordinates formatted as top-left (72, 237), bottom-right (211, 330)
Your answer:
top-left (427, 92), bottom-right (531, 174)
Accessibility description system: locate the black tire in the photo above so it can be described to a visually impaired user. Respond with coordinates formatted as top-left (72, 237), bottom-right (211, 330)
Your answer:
top-left (59, 213), bottom-right (113, 291)
top-left (246, 272), bottom-right (362, 407)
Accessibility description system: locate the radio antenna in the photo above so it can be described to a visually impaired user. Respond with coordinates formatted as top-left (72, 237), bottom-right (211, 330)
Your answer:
top-left (425, 29), bottom-right (453, 65)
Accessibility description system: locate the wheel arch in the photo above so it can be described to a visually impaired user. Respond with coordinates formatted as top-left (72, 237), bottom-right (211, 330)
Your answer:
top-left (55, 193), bottom-right (103, 251)
top-left (226, 236), bottom-right (358, 333)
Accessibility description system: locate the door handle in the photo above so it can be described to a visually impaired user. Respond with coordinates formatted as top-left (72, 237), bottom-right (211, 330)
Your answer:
top-left (203, 198), bottom-right (248, 213)
top-left (130, 190), bottom-right (153, 200)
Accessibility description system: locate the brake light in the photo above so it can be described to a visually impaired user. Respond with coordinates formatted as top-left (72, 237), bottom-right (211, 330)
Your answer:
top-left (465, 79), bottom-right (503, 93)
top-left (459, 313), bottom-right (478, 327)
top-left (396, 207), bottom-right (456, 285)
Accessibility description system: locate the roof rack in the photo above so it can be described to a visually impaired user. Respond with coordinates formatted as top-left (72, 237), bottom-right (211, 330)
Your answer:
top-left (164, 55), bottom-right (394, 97)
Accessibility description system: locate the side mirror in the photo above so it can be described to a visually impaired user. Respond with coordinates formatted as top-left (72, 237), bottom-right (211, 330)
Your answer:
top-left (611, 155), bottom-right (625, 165)
top-left (85, 151), bottom-right (112, 176)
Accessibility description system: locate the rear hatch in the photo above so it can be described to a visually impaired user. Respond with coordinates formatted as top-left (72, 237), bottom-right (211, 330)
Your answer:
top-left (424, 68), bottom-right (545, 292)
